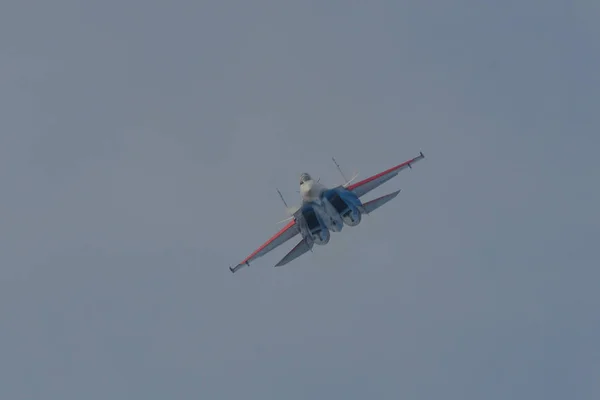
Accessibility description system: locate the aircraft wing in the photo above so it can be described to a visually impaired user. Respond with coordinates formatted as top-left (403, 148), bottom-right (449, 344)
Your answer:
top-left (274, 238), bottom-right (312, 267)
top-left (347, 151), bottom-right (424, 198)
top-left (230, 220), bottom-right (300, 273)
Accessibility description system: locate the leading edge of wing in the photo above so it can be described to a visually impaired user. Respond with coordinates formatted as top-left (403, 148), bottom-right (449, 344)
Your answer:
top-left (229, 220), bottom-right (300, 273)
top-left (347, 151), bottom-right (424, 198)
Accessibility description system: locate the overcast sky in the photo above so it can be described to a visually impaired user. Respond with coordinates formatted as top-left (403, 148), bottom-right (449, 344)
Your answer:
top-left (1, 1), bottom-right (599, 399)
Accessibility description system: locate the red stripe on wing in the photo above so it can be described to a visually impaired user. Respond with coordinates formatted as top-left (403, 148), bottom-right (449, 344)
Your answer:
top-left (239, 220), bottom-right (296, 265)
top-left (347, 159), bottom-right (413, 192)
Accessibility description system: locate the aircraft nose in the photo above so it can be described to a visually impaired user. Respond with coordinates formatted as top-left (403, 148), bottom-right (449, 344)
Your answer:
top-left (300, 172), bottom-right (312, 184)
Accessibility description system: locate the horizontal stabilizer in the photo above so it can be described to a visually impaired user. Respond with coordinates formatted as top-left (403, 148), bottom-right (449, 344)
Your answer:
top-left (275, 239), bottom-right (312, 267)
top-left (362, 189), bottom-right (401, 214)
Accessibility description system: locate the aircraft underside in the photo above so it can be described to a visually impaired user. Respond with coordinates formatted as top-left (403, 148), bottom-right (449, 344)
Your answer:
top-left (297, 187), bottom-right (364, 246)
top-left (229, 151), bottom-right (425, 272)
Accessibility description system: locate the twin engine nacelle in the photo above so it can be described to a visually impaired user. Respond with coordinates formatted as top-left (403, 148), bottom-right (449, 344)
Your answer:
top-left (299, 189), bottom-right (363, 247)
top-left (299, 204), bottom-right (331, 246)
top-left (321, 188), bottom-right (362, 227)
top-left (311, 226), bottom-right (330, 245)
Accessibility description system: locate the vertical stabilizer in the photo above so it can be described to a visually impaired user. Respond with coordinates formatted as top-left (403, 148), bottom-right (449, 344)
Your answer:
top-left (276, 189), bottom-right (299, 224)
top-left (277, 188), bottom-right (289, 209)
top-left (332, 157), bottom-right (348, 183)
top-left (332, 157), bottom-right (359, 187)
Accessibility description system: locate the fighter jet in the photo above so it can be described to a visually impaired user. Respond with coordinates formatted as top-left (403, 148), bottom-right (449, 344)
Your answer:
top-left (229, 151), bottom-right (425, 273)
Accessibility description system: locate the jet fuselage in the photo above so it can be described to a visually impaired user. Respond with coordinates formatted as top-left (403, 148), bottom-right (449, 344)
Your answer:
top-left (296, 173), bottom-right (363, 246)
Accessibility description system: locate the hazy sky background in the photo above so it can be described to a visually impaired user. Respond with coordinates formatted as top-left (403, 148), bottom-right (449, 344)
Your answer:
top-left (1, 1), bottom-right (599, 399)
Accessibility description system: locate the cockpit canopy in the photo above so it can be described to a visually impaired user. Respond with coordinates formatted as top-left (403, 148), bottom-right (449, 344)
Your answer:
top-left (300, 173), bottom-right (312, 185)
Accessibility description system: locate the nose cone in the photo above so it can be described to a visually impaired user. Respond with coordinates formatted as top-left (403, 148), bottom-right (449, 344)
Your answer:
top-left (300, 172), bottom-right (312, 184)
top-left (300, 179), bottom-right (314, 200)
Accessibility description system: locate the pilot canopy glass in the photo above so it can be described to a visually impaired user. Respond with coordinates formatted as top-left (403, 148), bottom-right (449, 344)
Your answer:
top-left (300, 173), bottom-right (312, 184)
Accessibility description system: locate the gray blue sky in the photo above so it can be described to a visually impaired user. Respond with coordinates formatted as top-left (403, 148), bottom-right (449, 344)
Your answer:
top-left (1, 1), bottom-right (599, 399)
